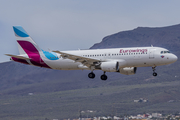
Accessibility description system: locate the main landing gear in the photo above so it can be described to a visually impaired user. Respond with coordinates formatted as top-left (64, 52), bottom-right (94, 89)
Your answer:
top-left (152, 66), bottom-right (157, 76)
top-left (101, 72), bottom-right (107, 81)
top-left (88, 71), bottom-right (108, 80)
top-left (88, 72), bottom-right (95, 79)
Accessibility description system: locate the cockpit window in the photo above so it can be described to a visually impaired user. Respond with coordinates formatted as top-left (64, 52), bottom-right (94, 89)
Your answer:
top-left (161, 51), bottom-right (170, 54)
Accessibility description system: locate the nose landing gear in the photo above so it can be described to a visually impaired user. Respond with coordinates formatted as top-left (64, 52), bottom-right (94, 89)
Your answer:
top-left (152, 67), bottom-right (157, 76)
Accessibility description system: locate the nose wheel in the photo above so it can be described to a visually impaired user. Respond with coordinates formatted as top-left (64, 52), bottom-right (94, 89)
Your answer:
top-left (101, 72), bottom-right (107, 80)
top-left (88, 72), bottom-right (95, 79)
top-left (153, 72), bottom-right (157, 76)
top-left (152, 67), bottom-right (157, 76)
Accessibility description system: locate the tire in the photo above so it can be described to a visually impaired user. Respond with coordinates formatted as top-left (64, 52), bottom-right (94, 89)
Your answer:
top-left (88, 72), bottom-right (95, 78)
top-left (101, 74), bottom-right (107, 80)
top-left (153, 72), bottom-right (157, 76)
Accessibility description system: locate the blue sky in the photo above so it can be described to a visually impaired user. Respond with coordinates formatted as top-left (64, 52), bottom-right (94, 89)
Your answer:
top-left (0, 0), bottom-right (180, 62)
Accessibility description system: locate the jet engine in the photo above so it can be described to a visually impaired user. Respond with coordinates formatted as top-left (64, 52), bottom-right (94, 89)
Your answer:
top-left (119, 67), bottom-right (137, 75)
top-left (100, 61), bottom-right (119, 72)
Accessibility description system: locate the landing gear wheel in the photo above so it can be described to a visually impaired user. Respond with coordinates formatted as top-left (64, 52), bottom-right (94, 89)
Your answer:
top-left (153, 72), bottom-right (157, 76)
top-left (88, 72), bottom-right (95, 79)
top-left (152, 66), bottom-right (157, 77)
top-left (101, 74), bottom-right (107, 81)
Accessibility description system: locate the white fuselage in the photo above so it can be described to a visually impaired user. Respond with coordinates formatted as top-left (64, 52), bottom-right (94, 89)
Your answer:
top-left (9, 26), bottom-right (178, 80)
top-left (41, 47), bottom-right (177, 70)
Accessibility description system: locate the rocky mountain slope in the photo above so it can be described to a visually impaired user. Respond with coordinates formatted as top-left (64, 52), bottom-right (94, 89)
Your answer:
top-left (91, 24), bottom-right (180, 54)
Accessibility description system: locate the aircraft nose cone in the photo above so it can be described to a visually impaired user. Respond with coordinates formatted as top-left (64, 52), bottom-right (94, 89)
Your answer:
top-left (172, 54), bottom-right (178, 62)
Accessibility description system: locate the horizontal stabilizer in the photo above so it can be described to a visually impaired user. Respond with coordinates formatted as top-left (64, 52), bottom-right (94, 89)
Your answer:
top-left (5, 54), bottom-right (31, 60)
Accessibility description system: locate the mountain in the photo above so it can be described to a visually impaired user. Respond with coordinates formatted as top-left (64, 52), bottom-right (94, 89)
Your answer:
top-left (0, 24), bottom-right (180, 120)
top-left (91, 24), bottom-right (180, 54)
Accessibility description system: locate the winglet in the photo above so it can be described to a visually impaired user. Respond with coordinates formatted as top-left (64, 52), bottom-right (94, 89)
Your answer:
top-left (53, 50), bottom-right (61, 54)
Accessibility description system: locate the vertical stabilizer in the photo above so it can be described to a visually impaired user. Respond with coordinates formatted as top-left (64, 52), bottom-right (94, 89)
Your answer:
top-left (12, 26), bottom-right (50, 68)
top-left (13, 26), bottom-right (42, 55)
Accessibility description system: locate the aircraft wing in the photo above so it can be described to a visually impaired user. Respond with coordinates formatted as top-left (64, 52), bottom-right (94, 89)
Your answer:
top-left (5, 54), bottom-right (31, 60)
top-left (53, 50), bottom-right (101, 67)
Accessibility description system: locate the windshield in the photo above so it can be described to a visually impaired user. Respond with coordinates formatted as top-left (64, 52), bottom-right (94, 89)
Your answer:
top-left (161, 51), bottom-right (170, 54)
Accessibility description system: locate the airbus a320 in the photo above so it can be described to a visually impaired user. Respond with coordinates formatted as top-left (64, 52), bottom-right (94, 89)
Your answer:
top-left (5, 26), bottom-right (178, 80)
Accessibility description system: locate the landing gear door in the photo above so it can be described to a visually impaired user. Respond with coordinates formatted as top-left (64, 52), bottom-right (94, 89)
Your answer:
top-left (149, 49), bottom-right (155, 59)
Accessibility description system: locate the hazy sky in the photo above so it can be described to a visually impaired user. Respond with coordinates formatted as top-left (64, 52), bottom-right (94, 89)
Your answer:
top-left (0, 0), bottom-right (180, 62)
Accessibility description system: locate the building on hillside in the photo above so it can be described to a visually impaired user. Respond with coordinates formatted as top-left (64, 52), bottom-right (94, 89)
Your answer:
top-left (152, 113), bottom-right (162, 118)
top-left (134, 98), bottom-right (148, 103)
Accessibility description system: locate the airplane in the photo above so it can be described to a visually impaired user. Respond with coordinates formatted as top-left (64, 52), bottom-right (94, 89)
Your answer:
top-left (5, 26), bottom-right (178, 80)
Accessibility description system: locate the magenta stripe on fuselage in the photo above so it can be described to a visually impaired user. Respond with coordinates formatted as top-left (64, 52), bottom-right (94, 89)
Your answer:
top-left (17, 40), bottom-right (50, 68)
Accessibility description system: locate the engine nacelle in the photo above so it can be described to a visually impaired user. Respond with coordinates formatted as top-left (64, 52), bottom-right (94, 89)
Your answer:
top-left (119, 67), bottom-right (137, 75)
top-left (100, 61), bottom-right (119, 72)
